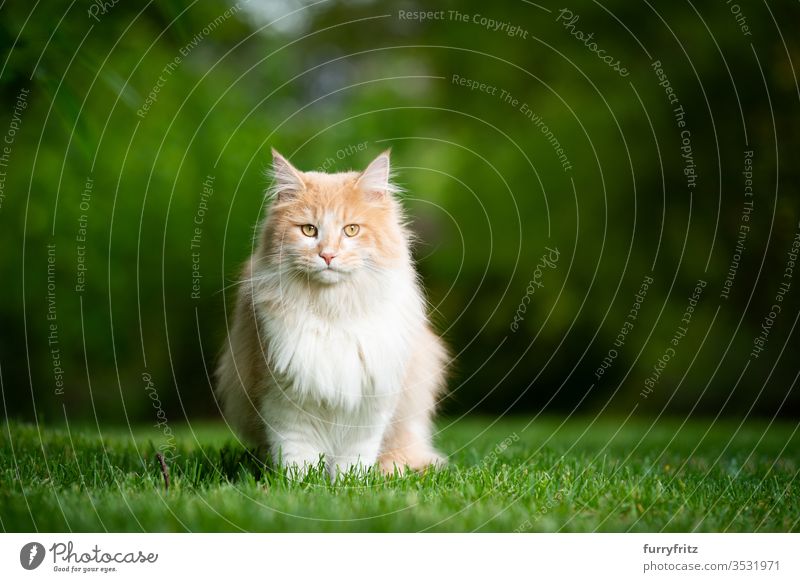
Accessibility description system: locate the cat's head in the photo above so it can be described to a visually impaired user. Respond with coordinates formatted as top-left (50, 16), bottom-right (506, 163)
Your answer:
top-left (261, 149), bottom-right (409, 285)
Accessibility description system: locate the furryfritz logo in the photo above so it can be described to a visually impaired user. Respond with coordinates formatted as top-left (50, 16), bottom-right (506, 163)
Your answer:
top-left (20, 542), bottom-right (46, 570)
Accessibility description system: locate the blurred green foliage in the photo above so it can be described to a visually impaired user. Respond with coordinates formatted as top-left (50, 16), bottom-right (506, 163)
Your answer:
top-left (1, 0), bottom-right (798, 423)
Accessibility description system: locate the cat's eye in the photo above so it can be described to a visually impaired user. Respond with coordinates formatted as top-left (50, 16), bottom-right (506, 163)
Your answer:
top-left (343, 224), bottom-right (360, 237)
top-left (300, 224), bottom-right (317, 237)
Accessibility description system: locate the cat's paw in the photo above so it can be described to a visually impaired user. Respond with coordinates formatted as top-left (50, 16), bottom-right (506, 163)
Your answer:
top-left (379, 451), bottom-right (446, 476)
top-left (273, 451), bottom-right (327, 482)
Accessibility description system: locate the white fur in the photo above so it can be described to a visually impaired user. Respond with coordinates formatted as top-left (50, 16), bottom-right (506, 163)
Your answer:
top-left (256, 267), bottom-right (423, 476)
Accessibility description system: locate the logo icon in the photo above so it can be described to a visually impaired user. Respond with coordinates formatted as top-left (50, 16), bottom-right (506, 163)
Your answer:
top-left (20, 542), bottom-right (46, 570)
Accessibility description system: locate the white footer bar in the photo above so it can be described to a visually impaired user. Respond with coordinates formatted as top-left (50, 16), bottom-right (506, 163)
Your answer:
top-left (1, 533), bottom-right (796, 581)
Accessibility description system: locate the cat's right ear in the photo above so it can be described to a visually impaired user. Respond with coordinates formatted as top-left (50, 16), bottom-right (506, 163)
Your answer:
top-left (268, 148), bottom-right (305, 202)
top-left (356, 149), bottom-right (401, 200)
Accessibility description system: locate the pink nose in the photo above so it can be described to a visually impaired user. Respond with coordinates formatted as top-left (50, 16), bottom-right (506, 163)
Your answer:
top-left (319, 251), bottom-right (336, 266)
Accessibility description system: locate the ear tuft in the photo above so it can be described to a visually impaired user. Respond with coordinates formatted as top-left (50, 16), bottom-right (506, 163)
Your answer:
top-left (268, 148), bottom-right (305, 201)
top-left (356, 149), bottom-right (401, 199)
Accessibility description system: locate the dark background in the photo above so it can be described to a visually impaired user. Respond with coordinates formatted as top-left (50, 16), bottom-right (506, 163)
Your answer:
top-left (1, 0), bottom-right (798, 426)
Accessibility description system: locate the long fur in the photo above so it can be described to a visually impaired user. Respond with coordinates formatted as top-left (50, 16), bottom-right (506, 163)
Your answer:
top-left (216, 150), bottom-right (448, 478)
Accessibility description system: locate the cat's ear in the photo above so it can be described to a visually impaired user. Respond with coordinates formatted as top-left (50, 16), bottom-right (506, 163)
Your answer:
top-left (356, 149), bottom-right (399, 199)
top-left (268, 148), bottom-right (305, 201)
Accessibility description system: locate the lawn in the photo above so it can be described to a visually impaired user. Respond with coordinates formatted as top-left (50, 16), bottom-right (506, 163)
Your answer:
top-left (1, 416), bottom-right (798, 532)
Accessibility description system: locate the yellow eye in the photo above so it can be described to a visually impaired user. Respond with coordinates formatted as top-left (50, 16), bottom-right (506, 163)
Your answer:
top-left (343, 224), bottom-right (360, 237)
top-left (300, 224), bottom-right (317, 237)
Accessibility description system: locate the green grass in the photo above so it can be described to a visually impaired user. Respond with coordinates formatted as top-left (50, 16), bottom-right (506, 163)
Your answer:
top-left (1, 417), bottom-right (798, 532)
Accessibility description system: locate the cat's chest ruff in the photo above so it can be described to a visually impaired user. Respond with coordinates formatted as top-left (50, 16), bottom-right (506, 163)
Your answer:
top-left (262, 305), bottom-right (411, 410)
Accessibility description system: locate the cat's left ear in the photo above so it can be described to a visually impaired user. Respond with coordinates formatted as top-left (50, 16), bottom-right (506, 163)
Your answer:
top-left (269, 148), bottom-right (306, 201)
top-left (356, 150), bottom-right (398, 199)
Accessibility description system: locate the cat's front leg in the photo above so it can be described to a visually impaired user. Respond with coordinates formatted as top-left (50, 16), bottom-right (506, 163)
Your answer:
top-left (262, 392), bottom-right (329, 478)
top-left (269, 436), bottom-right (325, 479)
top-left (326, 408), bottom-right (398, 479)
top-left (328, 432), bottom-right (384, 479)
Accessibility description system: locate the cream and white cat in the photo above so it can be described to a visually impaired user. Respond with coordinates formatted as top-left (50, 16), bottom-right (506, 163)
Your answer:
top-left (216, 149), bottom-right (448, 478)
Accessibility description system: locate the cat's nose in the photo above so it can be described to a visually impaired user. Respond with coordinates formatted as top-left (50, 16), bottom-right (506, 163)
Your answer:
top-left (319, 251), bottom-right (336, 266)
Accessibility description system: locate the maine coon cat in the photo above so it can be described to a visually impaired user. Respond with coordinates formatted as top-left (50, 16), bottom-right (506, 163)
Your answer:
top-left (216, 149), bottom-right (448, 478)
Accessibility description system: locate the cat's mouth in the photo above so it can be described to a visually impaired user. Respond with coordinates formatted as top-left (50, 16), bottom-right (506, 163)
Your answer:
top-left (311, 265), bottom-right (348, 284)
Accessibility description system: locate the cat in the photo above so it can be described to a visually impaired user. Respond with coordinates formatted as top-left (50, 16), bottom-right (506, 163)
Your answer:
top-left (215, 149), bottom-right (449, 478)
